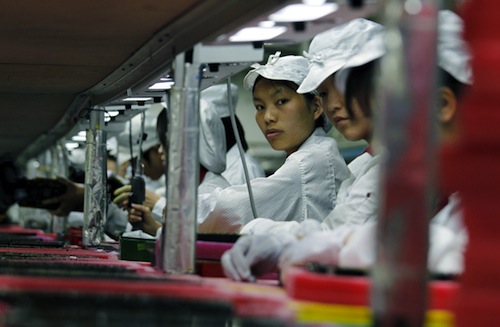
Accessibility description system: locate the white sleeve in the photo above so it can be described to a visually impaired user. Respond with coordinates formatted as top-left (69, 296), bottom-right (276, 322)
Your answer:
top-left (240, 218), bottom-right (301, 236)
top-left (152, 197), bottom-right (166, 222)
top-left (338, 222), bottom-right (376, 269)
top-left (197, 158), bottom-right (305, 234)
top-left (322, 162), bottom-right (379, 230)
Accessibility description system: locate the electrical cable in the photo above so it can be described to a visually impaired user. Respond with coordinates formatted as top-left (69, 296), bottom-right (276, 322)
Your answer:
top-left (226, 77), bottom-right (258, 219)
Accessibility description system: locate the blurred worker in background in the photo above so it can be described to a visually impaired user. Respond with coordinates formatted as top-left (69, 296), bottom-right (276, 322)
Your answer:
top-left (201, 84), bottom-right (266, 185)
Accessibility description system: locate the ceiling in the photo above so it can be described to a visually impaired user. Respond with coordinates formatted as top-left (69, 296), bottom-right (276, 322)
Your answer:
top-left (0, 0), bottom-right (291, 164)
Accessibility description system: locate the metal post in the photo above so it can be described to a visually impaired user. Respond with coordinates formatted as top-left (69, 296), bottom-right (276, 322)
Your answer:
top-left (160, 53), bottom-right (201, 274)
top-left (372, 1), bottom-right (438, 326)
top-left (83, 108), bottom-right (107, 247)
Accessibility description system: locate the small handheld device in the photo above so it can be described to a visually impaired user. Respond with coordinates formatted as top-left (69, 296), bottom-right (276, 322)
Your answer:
top-left (16, 178), bottom-right (67, 210)
top-left (128, 167), bottom-right (146, 230)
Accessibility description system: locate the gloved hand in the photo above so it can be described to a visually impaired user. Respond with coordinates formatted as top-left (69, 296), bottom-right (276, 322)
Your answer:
top-left (221, 233), bottom-right (295, 282)
top-left (279, 226), bottom-right (355, 276)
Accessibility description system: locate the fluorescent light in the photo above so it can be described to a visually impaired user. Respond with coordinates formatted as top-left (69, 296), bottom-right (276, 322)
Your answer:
top-left (269, 3), bottom-right (338, 22)
top-left (302, 0), bottom-right (326, 5)
top-left (123, 97), bottom-right (152, 102)
top-left (149, 81), bottom-right (175, 90)
top-left (77, 131), bottom-right (86, 136)
top-left (229, 26), bottom-right (287, 42)
top-left (107, 110), bottom-right (120, 117)
top-left (259, 20), bottom-right (276, 28)
top-left (104, 116), bottom-right (111, 122)
top-left (71, 135), bottom-right (86, 142)
top-left (65, 142), bottom-right (80, 150)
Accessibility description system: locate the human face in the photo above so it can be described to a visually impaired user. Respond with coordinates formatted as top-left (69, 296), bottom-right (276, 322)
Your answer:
top-left (142, 145), bottom-right (164, 180)
top-left (317, 75), bottom-right (372, 142)
top-left (253, 79), bottom-right (321, 156)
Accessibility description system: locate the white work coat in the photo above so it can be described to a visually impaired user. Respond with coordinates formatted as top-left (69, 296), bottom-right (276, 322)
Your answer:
top-left (222, 145), bottom-right (266, 186)
top-left (152, 172), bottom-right (230, 220)
top-left (241, 152), bottom-right (379, 236)
top-left (197, 128), bottom-right (350, 234)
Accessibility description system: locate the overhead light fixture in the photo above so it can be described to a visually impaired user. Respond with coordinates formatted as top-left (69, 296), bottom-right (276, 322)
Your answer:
top-left (229, 26), bottom-right (287, 42)
top-left (123, 97), bottom-right (152, 102)
top-left (302, 0), bottom-right (327, 5)
top-left (259, 20), bottom-right (276, 28)
top-left (65, 142), bottom-right (80, 150)
top-left (107, 110), bottom-right (120, 117)
top-left (269, 3), bottom-right (338, 22)
top-left (71, 135), bottom-right (86, 142)
top-left (149, 81), bottom-right (175, 90)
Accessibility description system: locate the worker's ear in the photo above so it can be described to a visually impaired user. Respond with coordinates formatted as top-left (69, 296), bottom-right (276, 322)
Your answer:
top-left (438, 86), bottom-right (458, 124)
top-left (312, 95), bottom-right (323, 121)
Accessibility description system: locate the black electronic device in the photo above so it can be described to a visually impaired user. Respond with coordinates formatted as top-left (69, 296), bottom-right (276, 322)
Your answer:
top-left (128, 175), bottom-right (145, 230)
top-left (16, 178), bottom-right (67, 210)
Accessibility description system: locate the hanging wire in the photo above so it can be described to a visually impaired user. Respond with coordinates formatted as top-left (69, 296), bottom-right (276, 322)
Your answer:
top-left (226, 77), bottom-right (258, 219)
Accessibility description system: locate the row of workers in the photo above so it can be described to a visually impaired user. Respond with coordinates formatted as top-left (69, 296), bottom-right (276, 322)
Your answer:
top-left (43, 10), bottom-right (469, 282)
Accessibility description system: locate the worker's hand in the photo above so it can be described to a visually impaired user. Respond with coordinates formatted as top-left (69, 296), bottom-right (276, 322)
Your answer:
top-left (128, 203), bottom-right (161, 236)
top-left (113, 185), bottom-right (160, 210)
top-left (279, 227), bottom-right (355, 281)
top-left (221, 233), bottom-right (296, 282)
top-left (41, 177), bottom-right (84, 216)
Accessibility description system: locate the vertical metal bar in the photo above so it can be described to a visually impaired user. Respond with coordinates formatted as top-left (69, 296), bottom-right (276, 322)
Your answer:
top-left (161, 57), bottom-right (201, 274)
top-left (373, 1), bottom-right (438, 326)
top-left (83, 108), bottom-right (107, 247)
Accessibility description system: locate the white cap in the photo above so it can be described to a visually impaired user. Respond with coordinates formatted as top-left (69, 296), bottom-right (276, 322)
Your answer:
top-left (297, 18), bottom-right (385, 94)
top-left (243, 52), bottom-right (310, 91)
top-left (201, 83), bottom-right (238, 117)
top-left (199, 97), bottom-right (226, 174)
top-left (438, 10), bottom-right (472, 85)
top-left (116, 106), bottom-right (162, 166)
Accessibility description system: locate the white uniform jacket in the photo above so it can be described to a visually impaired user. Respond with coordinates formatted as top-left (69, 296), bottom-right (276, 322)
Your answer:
top-left (321, 152), bottom-right (379, 229)
top-left (222, 145), bottom-right (266, 186)
top-left (197, 128), bottom-right (350, 234)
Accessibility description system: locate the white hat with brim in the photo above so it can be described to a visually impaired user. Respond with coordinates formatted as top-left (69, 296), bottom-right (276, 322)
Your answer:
top-left (438, 10), bottom-right (472, 85)
top-left (199, 97), bottom-right (227, 174)
top-left (297, 18), bottom-right (385, 94)
top-left (201, 84), bottom-right (239, 117)
top-left (243, 52), bottom-right (310, 91)
top-left (116, 106), bottom-right (162, 167)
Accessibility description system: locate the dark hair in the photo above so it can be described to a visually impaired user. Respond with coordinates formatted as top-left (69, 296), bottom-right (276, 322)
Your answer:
top-left (221, 116), bottom-right (249, 152)
top-left (439, 68), bottom-right (468, 100)
top-left (253, 76), bottom-right (324, 128)
top-left (344, 60), bottom-right (379, 119)
top-left (156, 108), bottom-right (168, 150)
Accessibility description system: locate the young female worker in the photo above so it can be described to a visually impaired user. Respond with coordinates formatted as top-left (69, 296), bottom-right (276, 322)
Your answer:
top-left (128, 53), bottom-right (350, 235)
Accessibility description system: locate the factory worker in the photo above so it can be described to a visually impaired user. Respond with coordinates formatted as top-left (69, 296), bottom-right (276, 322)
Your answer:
top-left (116, 105), bottom-right (165, 192)
top-left (224, 11), bottom-right (470, 282)
top-left (125, 97), bottom-right (232, 233)
top-left (201, 84), bottom-right (266, 185)
top-left (195, 52), bottom-right (349, 233)
top-left (41, 106), bottom-right (165, 239)
top-left (128, 53), bottom-right (350, 236)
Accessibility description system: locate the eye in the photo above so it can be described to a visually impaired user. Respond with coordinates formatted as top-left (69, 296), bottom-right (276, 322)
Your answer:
top-left (318, 91), bottom-right (327, 98)
top-left (254, 104), bottom-right (264, 111)
top-left (276, 98), bottom-right (289, 106)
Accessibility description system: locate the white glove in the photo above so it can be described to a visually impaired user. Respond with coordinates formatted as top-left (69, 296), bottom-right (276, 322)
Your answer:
top-left (221, 233), bottom-right (295, 282)
top-left (428, 224), bottom-right (464, 275)
top-left (338, 223), bottom-right (376, 269)
top-left (279, 227), bottom-right (354, 274)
